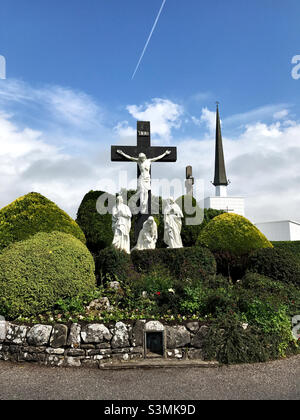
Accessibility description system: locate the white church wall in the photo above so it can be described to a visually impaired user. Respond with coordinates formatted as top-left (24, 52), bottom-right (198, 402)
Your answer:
top-left (255, 221), bottom-right (300, 241)
top-left (204, 196), bottom-right (245, 217)
top-left (289, 221), bottom-right (300, 241)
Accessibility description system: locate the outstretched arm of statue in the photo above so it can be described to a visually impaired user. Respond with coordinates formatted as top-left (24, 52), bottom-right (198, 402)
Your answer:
top-left (150, 150), bottom-right (171, 162)
top-left (117, 150), bottom-right (139, 162)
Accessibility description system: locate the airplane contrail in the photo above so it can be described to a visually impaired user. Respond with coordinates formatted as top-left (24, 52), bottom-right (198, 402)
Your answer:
top-left (131, 0), bottom-right (167, 80)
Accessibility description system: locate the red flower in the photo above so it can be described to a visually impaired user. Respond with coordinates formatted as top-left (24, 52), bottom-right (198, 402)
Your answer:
top-left (156, 292), bottom-right (161, 295)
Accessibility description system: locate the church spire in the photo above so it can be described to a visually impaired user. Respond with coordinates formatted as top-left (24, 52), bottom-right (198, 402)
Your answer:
top-left (213, 103), bottom-right (229, 196)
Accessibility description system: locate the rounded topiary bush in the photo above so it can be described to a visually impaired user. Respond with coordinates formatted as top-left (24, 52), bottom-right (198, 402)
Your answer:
top-left (76, 190), bottom-right (115, 254)
top-left (131, 246), bottom-right (216, 283)
top-left (247, 247), bottom-right (300, 286)
top-left (197, 213), bottom-right (272, 256)
top-left (0, 231), bottom-right (96, 319)
top-left (0, 192), bottom-right (85, 252)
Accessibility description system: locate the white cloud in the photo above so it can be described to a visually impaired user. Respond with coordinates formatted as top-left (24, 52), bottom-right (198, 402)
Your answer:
top-left (0, 79), bottom-right (105, 133)
top-left (113, 121), bottom-right (136, 144)
top-left (126, 98), bottom-right (183, 139)
top-left (191, 107), bottom-right (216, 134)
top-left (224, 104), bottom-right (290, 126)
top-left (0, 81), bottom-right (299, 226)
top-left (39, 86), bottom-right (103, 128)
top-left (273, 109), bottom-right (289, 120)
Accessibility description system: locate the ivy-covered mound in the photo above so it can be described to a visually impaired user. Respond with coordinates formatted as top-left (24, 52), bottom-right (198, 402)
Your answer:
top-left (0, 192), bottom-right (85, 252)
top-left (0, 231), bottom-right (96, 319)
top-left (197, 213), bottom-right (272, 255)
top-left (76, 190), bottom-right (115, 254)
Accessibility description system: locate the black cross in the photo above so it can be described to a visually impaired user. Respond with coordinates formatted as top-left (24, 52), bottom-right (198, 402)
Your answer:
top-left (111, 121), bottom-right (177, 239)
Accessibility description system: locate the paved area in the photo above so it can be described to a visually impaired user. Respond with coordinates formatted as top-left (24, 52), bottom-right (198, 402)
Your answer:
top-left (0, 356), bottom-right (299, 400)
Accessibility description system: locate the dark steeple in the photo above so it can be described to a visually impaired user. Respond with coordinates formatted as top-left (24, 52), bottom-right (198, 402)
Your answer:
top-left (213, 103), bottom-right (229, 186)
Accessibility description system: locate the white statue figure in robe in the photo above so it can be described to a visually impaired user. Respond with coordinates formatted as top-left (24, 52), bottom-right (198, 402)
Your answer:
top-left (112, 195), bottom-right (132, 254)
top-left (117, 149), bottom-right (171, 214)
top-left (164, 197), bottom-right (184, 249)
top-left (132, 216), bottom-right (158, 251)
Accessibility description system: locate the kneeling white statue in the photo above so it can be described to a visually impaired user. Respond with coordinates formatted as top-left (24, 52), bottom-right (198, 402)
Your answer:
top-left (132, 216), bottom-right (158, 251)
top-left (163, 197), bottom-right (183, 249)
top-left (112, 195), bottom-right (132, 254)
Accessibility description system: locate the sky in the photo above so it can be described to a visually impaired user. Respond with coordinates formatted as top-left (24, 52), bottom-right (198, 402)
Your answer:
top-left (0, 0), bottom-right (300, 222)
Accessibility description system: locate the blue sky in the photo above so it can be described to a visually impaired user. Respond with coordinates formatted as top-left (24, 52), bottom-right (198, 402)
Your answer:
top-left (2, 0), bottom-right (299, 113)
top-left (0, 0), bottom-right (300, 221)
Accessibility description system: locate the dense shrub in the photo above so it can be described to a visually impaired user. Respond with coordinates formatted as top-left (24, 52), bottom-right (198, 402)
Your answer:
top-left (95, 246), bottom-right (134, 284)
top-left (197, 213), bottom-right (272, 255)
top-left (241, 272), bottom-right (286, 291)
top-left (131, 246), bottom-right (216, 285)
top-left (179, 280), bottom-right (235, 316)
top-left (213, 251), bottom-right (249, 281)
top-left (0, 192), bottom-right (85, 252)
top-left (272, 241), bottom-right (300, 263)
top-left (76, 190), bottom-right (115, 254)
top-left (132, 264), bottom-right (175, 294)
top-left (247, 247), bottom-right (300, 286)
top-left (202, 314), bottom-right (298, 364)
top-left (0, 231), bottom-right (96, 319)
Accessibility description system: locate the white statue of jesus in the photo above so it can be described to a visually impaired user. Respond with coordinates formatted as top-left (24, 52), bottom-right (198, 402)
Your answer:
top-left (117, 149), bottom-right (171, 214)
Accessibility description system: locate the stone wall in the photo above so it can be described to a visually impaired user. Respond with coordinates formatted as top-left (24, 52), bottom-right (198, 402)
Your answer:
top-left (0, 319), bottom-right (210, 368)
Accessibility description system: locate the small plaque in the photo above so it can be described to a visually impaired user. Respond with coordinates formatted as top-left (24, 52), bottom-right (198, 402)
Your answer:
top-left (138, 131), bottom-right (150, 136)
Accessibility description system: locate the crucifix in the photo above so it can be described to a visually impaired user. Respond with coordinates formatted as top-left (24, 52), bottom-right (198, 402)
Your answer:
top-left (111, 121), bottom-right (177, 239)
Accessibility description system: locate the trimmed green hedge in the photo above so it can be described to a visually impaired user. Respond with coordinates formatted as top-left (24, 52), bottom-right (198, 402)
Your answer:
top-left (272, 241), bottom-right (300, 262)
top-left (76, 190), bottom-right (115, 254)
top-left (95, 246), bottom-right (133, 284)
top-left (0, 231), bottom-right (96, 319)
top-left (197, 213), bottom-right (272, 255)
top-left (131, 246), bottom-right (216, 283)
top-left (0, 192), bottom-right (85, 252)
top-left (247, 247), bottom-right (300, 286)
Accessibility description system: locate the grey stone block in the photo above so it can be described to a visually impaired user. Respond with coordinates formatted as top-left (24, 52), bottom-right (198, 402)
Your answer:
top-left (81, 324), bottom-right (112, 344)
top-left (191, 325), bottom-right (209, 349)
top-left (67, 323), bottom-right (81, 348)
top-left (50, 324), bottom-right (68, 348)
top-left (27, 325), bottom-right (52, 346)
top-left (6, 324), bottom-right (30, 345)
top-left (166, 326), bottom-right (190, 349)
top-left (111, 322), bottom-right (130, 349)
